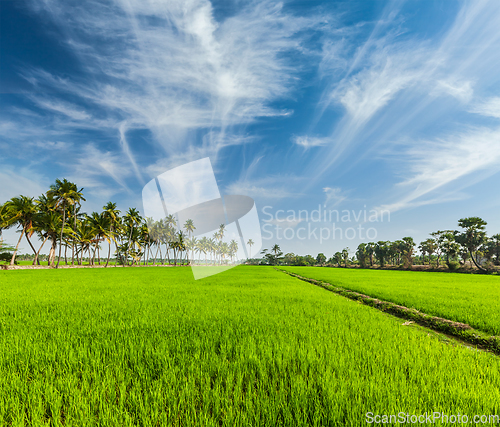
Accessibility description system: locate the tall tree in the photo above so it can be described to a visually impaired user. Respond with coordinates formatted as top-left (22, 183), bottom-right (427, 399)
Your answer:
top-left (247, 239), bottom-right (254, 259)
top-left (123, 208), bottom-right (142, 266)
top-left (102, 202), bottom-right (121, 267)
top-left (456, 217), bottom-right (488, 272)
top-left (4, 196), bottom-right (38, 265)
top-left (316, 252), bottom-right (327, 266)
top-left (488, 234), bottom-right (500, 266)
top-left (400, 237), bottom-right (415, 268)
top-left (47, 179), bottom-right (84, 268)
top-left (341, 247), bottom-right (350, 267)
top-left (183, 219), bottom-right (196, 262)
top-left (356, 243), bottom-right (368, 268)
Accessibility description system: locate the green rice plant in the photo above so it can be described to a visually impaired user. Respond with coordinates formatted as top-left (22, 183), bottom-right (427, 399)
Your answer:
top-left (279, 266), bottom-right (500, 335)
top-left (0, 266), bottom-right (499, 425)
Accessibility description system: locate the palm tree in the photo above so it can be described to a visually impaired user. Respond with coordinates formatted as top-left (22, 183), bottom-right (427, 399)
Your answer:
top-left (165, 215), bottom-right (177, 265)
top-left (74, 219), bottom-right (96, 265)
top-left (197, 237), bottom-right (208, 264)
top-left (186, 236), bottom-right (198, 265)
top-left (229, 239), bottom-right (238, 263)
top-left (47, 179), bottom-right (85, 268)
top-left (40, 210), bottom-right (65, 267)
top-left (184, 219), bottom-right (196, 237)
top-left (139, 223), bottom-right (151, 265)
top-left (184, 219), bottom-right (196, 261)
top-left (4, 196), bottom-right (38, 265)
top-left (87, 212), bottom-right (111, 265)
top-left (247, 239), bottom-right (254, 259)
top-left (123, 208), bottom-right (142, 266)
top-left (102, 202), bottom-right (121, 267)
top-left (0, 203), bottom-right (8, 240)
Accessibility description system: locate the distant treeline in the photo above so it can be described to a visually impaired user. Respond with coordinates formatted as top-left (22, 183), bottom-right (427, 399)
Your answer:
top-left (259, 217), bottom-right (499, 273)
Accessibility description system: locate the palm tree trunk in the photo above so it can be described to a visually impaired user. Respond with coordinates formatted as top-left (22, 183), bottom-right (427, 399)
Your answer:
top-left (125, 225), bottom-right (134, 266)
top-left (470, 250), bottom-right (486, 272)
top-left (49, 238), bottom-right (57, 267)
top-left (106, 239), bottom-right (111, 267)
top-left (92, 241), bottom-right (98, 265)
top-left (56, 202), bottom-right (66, 268)
top-left (25, 232), bottom-right (37, 258)
top-left (72, 205), bottom-right (76, 266)
top-left (33, 235), bottom-right (49, 265)
top-left (10, 225), bottom-right (26, 265)
top-left (154, 245), bottom-right (159, 265)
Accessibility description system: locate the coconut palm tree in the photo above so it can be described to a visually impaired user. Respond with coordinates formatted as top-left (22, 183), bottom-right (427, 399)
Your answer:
top-left (184, 219), bottom-right (196, 261)
top-left (47, 179), bottom-right (85, 268)
top-left (87, 212), bottom-right (111, 265)
top-left (229, 239), bottom-right (238, 263)
top-left (184, 219), bottom-right (195, 237)
top-left (139, 223), bottom-right (151, 265)
top-left (123, 207), bottom-right (142, 266)
top-left (0, 203), bottom-right (8, 240)
top-left (4, 196), bottom-right (38, 265)
top-left (184, 236), bottom-right (194, 264)
top-left (247, 239), bottom-right (254, 259)
top-left (102, 202), bottom-right (121, 267)
top-left (196, 237), bottom-right (208, 264)
top-left (74, 219), bottom-right (96, 265)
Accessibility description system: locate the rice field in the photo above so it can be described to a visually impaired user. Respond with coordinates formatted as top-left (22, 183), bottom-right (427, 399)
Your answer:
top-left (0, 266), bottom-right (499, 426)
top-left (278, 267), bottom-right (500, 336)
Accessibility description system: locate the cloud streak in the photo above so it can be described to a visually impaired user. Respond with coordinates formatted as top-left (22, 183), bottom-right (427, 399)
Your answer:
top-left (25, 0), bottom-right (323, 155)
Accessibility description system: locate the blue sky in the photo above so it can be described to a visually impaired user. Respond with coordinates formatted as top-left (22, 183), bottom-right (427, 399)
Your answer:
top-left (2, 0), bottom-right (500, 256)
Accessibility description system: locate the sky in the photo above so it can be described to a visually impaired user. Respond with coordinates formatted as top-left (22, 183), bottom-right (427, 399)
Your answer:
top-left (1, 0), bottom-right (500, 257)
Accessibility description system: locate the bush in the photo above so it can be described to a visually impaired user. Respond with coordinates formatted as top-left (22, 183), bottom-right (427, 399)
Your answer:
top-left (447, 261), bottom-right (460, 271)
top-left (0, 253), bottom-right (17, 264)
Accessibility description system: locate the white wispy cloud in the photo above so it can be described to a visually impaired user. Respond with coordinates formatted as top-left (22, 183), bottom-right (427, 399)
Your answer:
top-left (323, 186), bottom-right (346, 207)
top-left (376, 125), bottom-right (500, 212)
top-left (470, 97), bottom-right (500, 119)
top-left (225, 175), bottom-right (303, 200)
top-left (293, 135), bottom-right (330, 149)
top-left (307, 0), bottom-right (500, 212)
top-left (24, 0), bottom-right (322, 154)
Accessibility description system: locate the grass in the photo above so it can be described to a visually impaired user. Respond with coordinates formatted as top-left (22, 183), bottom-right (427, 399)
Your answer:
top-left (0, 266), bottom-right (499, 425)
top-left (278, 266), bottom-right (500, 336)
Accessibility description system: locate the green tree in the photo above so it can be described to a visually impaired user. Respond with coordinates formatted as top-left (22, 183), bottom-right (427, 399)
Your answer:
top-left (4, 196), bottom-right (38, 265)
top-left (356, 243), bottom-right (368, 268)
top-left (400, 237), bottom-right (415, 268)
top-left (316, 253), bottom-right (326, 265)
top-left (419, 238), bottom-right (437, 266)
top-left (374, 241), bottom-right (389, 267)
top-left (47, 179), bottom-right (85, 268)
top-left (123, 208), bottom-right (142, 266)
top-left (440, 232), bottom-right (460, 268)
top-left (183, 219), bottom-right (196, 261)
top-left (102, 202), bottom-right (121, 267)
top-left (341, 248), bottom-right (350, 267)
top-left (247, 239), bottom-right (254, 259)
top-left (456, 217), bottom-right (487, 272)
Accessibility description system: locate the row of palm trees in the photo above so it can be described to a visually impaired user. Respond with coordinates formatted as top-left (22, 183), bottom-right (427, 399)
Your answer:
top-left (0, 179), bottom-right (251, 268)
